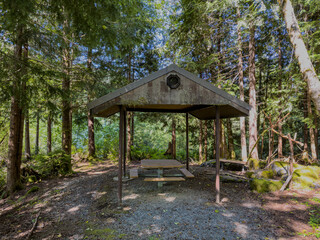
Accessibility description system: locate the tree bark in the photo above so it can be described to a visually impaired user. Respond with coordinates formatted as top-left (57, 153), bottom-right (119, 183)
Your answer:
top-left (248, 22), bottom-right (259, 160)
top-left (278, 36), bottom-right (283, 159)
top-left (47, 114), bottom-right (52, 154)
top-left (35, 111), bottom-right (40, 155)
top-left (126, 112), bottom-right (132, 162)
top-left (87, 48), bottom-right (95, 157)
top-left (315, 118), bottom-right (319, 159)
top-left (237, 6), bottom-right (247, 162)
top-left (61, 17), bottom-right (72, 159)
top-left (307, 91), bottom-right (317, 160)
top-left (226, 119), bottom-right (235, 159)
top-left (204, 120), bottom-right (208, 162)
top-left (199, 120), bottom-right (203, 162)
top-left (7, 25), bottom-right (26, 193)
top-left (279, 0), bottom-right (320, 114)
top-left (24, 110), bottom-right (31, 160)
top-left (303, 91), bottom-right (309, 152)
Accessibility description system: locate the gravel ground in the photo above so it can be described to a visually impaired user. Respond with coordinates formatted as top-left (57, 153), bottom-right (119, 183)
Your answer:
top-left (1, 161), bottom-right (318, 240)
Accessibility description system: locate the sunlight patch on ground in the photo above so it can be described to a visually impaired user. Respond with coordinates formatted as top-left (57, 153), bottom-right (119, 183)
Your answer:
top-left (164, 196), bottom-right (176, 202)
top-left (153, 215), bottom-right (161, 220)
top-left (221, 211), bottom-right (234, 218)
top-left (67, 205), bottom-right (83, 213)
top-left (233, 221), bottom-right (248, 237)
top-left (241, 202), bottom-right (258, 209)
top-left (123, 193), bottom-right (140, 200)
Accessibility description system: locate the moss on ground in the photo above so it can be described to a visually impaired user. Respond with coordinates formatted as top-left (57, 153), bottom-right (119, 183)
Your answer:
top-left (292, 165), bottom-right (320, 189)
top-left (84, 222), bottom-right (127, 240)
top-left (250, 178), bottom-right (283, 193)
top-left (261, 170), bottom-right (274, 179)
top-left (248, 159), bottom-right (266, 170)
top-left (246, 171), bottom-right (254, 178)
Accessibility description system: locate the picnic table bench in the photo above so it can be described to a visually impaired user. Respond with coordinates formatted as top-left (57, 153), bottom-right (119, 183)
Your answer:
top-left (130, 159), bottom-right (194, 187)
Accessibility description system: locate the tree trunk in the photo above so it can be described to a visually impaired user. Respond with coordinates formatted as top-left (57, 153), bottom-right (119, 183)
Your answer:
top-left (204, 120), bottom-right (208, 162)
top-left (172, 118), bottom-right (176, 159)
top-left (279, 0), bottom-right (320, 113)
top-left (7, 26), bottom-right (26, 194)
top-left (126, 112), bottom-right (132, 162)
top-left (212, 120), bottom-right (216, 157)
top-left (278, 37), bottom-right (283, 159)
top-left (307, 91), bottom-right (317, 160)
top-left (61, 17), bottom-right (72, 160)
top-left (226, 119), bottom-right (235, 159)
top-left (237, 6), bottom-right (247, 162)
top-left (24, 110), bottom-right (31, 160)
top-left (47, 114), bottom-right (52, 154)
top-left (304, 91), bottom-right (309, 152)
top-left (35, 111), bottom-right (40, 155)
top-left (199, 120), bottom-right (203, 162)
top-left (268, 128), bottom-right (274, 164)
top-left (315, 118), bottom-right (319, 159)
top-left (87, 48), bottom-right (95, 157)
top-left (248, 22), bottom-right (259, 160)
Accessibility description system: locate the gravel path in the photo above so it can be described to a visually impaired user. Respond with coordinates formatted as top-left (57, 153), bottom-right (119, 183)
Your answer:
top-left (2, 162), bottom-right (316, 239)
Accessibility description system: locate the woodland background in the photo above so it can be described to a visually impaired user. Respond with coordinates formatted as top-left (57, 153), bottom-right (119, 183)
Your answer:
top-left (1, 0), bottom-right (320, 195)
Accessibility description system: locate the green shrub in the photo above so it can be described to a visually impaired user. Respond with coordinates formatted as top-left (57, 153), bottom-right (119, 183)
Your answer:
top-left (250, 178), bottom-right (283, 193)
top-left (131, 145), bottom-right (167, 160)
top-left (32, 150), bottom-right (72, 177)
top-left (0, 167), bottom-right (6, 195)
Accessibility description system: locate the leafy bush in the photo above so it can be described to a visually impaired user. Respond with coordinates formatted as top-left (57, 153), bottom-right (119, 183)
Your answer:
top-left (0, 167), bottom-right (6, 196)
top-left (31, 150), bottom-right (72, 177)
top-left (131, 145), bottom-right (167, 160)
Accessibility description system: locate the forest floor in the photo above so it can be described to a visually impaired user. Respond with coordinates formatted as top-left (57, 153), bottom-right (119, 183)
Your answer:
top-left (0, 160), bottom-right (320, 240)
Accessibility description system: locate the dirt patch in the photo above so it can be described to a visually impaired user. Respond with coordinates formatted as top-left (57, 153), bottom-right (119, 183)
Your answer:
top-left (0, 161), bottom-right (319, 239)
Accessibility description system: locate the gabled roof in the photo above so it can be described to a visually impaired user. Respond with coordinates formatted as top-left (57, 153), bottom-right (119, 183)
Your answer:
top-left (87, 64), bottom-right (251, 120)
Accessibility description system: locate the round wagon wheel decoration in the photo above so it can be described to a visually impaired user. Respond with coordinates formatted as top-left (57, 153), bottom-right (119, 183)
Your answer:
top-left (166, 74), bottom-right (181, 89)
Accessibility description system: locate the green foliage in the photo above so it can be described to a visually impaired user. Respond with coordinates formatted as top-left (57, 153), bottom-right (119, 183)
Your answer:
top-left (131, 145), bottom-right (167, 160)
top-left (31, 150), bottom-right (72, 177)
top-left (250, 178), bottom-right (283, 193)
top-left (0, 167), bottom-right (6, 195)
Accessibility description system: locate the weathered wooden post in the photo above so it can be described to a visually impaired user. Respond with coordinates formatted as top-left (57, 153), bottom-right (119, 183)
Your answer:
top-left (118, 106), bottom-right (125, 205)
top-left (186, 113), bottom-right (189, 170)
top-left (215, 106), bottom-right (220, 203)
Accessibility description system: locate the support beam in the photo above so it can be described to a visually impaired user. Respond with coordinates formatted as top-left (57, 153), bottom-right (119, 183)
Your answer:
top-left (123, 109), bottom-right (127, 177)
top-left (118, 106), bottom-right (125, 206)
top-left (215, 106), bottom-right (221, 203)
top-left (186, 113), bottom-right (189, 170)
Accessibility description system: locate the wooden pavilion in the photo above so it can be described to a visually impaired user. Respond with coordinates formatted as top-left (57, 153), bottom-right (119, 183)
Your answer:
top-left (87, 64), bottom-right (251, 204)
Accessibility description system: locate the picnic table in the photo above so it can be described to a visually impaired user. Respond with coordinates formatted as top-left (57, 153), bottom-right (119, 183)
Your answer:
top-left (131, 159), bottom-right (194, 187)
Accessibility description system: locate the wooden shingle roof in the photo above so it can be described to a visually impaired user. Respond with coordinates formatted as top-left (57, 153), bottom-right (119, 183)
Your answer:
top-left (87, 64), bottom-right (250, 120)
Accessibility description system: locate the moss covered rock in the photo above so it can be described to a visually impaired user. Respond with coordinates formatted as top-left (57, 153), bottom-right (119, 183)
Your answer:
top-left (246, 171), bottom-right (254, 178)
top-left (248, 159), bottom-right (266, 170)
top-left (292, 165), bottom-right (320, 189)
top-left (261, 170), bottom-right (274, 179)
top-left (250, 178), bottom-right (283, 193)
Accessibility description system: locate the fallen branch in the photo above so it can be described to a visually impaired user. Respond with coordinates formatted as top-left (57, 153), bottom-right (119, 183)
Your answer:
top-left (280, 174), bottom-right (293, 192)
top-left (26, 211), bottom-right (41, 240)
top-left (271, 129), bottom-right (303, 147)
